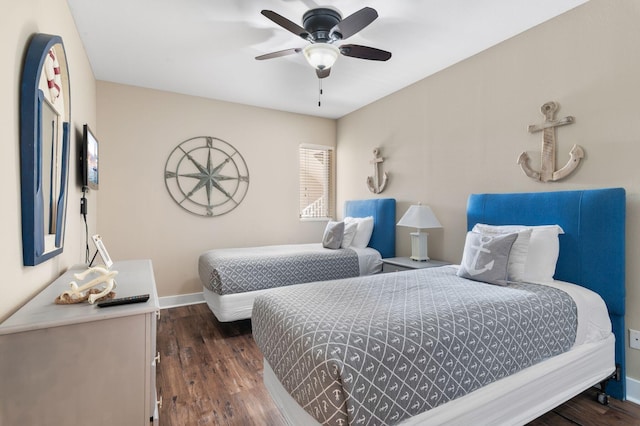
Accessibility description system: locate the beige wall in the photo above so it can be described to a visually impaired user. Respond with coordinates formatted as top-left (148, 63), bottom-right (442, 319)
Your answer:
top-left (0, 0), bottom-right (97, 320)
top-left (96, 82), bottom-right (336, 297)
top-left (337, 0), bottom-right (640, 382)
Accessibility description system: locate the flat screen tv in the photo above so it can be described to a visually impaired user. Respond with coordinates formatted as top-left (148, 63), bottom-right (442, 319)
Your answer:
top-left (81, 124), bottom-right (99, 190)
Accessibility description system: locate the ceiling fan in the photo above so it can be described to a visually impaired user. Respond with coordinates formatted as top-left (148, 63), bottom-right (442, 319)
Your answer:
top-left (256, 7), bottom-right (392, 79)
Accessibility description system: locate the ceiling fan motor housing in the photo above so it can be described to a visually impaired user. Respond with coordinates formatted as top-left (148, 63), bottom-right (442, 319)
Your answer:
top-left (303, 8), bottom-right (342, 42)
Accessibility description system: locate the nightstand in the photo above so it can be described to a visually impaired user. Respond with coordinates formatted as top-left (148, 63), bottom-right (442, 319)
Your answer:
top-left (381, 257), bottom-right (450, 273)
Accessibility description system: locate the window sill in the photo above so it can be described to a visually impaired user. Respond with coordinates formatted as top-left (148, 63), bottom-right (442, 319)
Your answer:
top-left (299, 217), bottom-right (333, 222)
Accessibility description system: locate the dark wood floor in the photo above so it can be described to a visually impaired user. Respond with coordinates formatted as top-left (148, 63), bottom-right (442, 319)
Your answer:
top-left (156, 303), bottom-right (640, 425)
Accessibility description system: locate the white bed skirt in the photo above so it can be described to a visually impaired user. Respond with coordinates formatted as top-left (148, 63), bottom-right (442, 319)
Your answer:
top-left (203, 287), bottom-right (268, 322)
top-left (263, 333), bottom-right (615, 426)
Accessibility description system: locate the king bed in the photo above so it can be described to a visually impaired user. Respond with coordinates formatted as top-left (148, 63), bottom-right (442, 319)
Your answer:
top-left (252, 188), bottom-right (626, 425)
top-left (199, 198), bottom-right (396, 322)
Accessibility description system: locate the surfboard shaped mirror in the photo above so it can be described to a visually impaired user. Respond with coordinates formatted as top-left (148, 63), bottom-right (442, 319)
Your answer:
top-left (20, 34), bottom-right (71, 265)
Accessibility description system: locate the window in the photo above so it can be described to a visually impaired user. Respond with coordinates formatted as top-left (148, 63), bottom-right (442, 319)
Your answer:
top-left (299, 144), bottom-right (335, 220)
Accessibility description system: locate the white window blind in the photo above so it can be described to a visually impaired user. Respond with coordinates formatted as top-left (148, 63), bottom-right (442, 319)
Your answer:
top-left (299, 144), bottom-right (335, 219)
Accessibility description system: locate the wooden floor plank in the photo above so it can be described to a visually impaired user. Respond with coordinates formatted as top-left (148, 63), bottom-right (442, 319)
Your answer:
top-left (156, 303), bottom-right (640, 426)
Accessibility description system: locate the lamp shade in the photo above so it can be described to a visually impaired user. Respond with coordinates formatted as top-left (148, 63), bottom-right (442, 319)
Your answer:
top-left (303, 43), bottom-right (339, 70)
top-left (397, 205), bottom-right (442, 229)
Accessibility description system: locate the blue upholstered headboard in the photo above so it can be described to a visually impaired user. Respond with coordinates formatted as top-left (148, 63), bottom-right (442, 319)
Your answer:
top-left (344, 198), bottom-right (396, 259)
top-left (467, 188), bottom-right (626, 399)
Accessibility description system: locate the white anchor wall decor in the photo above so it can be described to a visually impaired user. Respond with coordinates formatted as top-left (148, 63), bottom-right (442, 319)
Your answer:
top-left (367, 148), bottom-right (389, 194)
top-left (517, 101), bottom-right (584, 182)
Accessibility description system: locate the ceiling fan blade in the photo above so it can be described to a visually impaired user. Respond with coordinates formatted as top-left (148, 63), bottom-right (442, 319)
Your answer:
top-left (261, 10), bottom-right (310, 40)
top-left (316, 68), bottom-right (331, 79)
top-left (340, 44), bottom-right (391, 61)
top-left (331, 7), bottom-right (378, 40)
top-left (255, 48), bottom-right (302, 60)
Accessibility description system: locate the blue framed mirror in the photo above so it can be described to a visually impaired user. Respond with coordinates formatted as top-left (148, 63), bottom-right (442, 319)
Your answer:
top-left (20, 34), bottom-right (71, 266)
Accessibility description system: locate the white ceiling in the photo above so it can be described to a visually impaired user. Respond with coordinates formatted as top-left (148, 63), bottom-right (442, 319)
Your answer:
top-left (66, 0), bottom-right (588, 119)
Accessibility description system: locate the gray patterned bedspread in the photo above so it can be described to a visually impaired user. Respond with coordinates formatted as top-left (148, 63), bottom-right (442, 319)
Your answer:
top-left (253, 266), bottom-right (577, 425)
top-left (199, 243), bottom-right (360, 295)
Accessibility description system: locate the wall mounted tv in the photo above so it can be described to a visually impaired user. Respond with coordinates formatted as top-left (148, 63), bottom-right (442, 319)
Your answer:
top-left (81, 124), bottom-right (99, 190)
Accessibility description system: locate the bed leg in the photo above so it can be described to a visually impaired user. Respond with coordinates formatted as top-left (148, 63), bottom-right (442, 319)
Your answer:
top-left (596, 379), bottom-right (610, 406)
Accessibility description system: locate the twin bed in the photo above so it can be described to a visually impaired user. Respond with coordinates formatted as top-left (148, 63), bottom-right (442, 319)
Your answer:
top-left (250, 188), bottom-right (626, 425)
top-left (199, 198), bottom-right (396, 322)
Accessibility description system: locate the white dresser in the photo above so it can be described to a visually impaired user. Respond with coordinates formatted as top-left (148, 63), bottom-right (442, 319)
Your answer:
top-left (0, 259), bottom-right (160, 426)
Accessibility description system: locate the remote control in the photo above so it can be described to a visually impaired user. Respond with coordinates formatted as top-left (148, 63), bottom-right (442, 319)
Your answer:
top-left (97, 294), bottom-right (150, 308)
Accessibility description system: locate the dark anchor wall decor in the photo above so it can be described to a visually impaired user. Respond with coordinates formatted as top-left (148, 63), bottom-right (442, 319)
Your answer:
top-left (517, 101), bottom-right (584, 182)
top-left (366, 148), bottom-right (388, 194)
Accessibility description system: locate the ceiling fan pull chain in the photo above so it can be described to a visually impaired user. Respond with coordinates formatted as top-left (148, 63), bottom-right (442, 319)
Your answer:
top-left (318, 78), bottom-right (323, 107)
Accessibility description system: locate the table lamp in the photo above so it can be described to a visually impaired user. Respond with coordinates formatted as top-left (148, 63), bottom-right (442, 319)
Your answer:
top-left (397, 204), bottom-right (442, 261)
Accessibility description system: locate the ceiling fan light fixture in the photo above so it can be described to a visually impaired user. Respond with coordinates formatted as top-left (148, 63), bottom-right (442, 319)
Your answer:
top-left (303, 43), bottom-right (339, 70)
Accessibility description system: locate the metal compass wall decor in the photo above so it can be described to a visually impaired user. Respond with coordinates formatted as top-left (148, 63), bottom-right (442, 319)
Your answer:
top-left (164, 136), bottom-right (250, 216)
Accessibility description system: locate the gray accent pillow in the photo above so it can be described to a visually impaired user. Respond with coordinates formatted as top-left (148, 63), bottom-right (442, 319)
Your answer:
top-left (322, 221), bottom-right (345, 249)
top-left (457, 231), bottom-right (518, 286)
top-left (472, 224), bottom-right (532, 282)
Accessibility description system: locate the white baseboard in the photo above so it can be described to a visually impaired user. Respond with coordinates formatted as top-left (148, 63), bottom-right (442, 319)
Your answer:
top-left (158, 292), bottom-right (205, 309)
top-left (627, 376), bottom-right (640, 405)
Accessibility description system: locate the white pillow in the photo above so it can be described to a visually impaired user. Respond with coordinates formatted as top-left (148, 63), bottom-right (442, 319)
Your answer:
top-left (344, 216), bottom-right (374, 248)
top-left (341, 222), bottom-right (358, 248)
top-left (472, 224), bottom-right (564, 283)
top-left (472, 225), bottom-right (532, 282)
top-left (524, 225), bottom-right (564, 282)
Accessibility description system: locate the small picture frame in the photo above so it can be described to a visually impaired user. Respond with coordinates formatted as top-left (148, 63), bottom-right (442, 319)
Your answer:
top-left (91, 234), bottom-right (113, 269)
